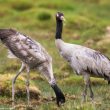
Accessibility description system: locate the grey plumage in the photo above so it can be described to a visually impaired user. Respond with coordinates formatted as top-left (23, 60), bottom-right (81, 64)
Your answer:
top-left (55, 12), bottom-right (110, 102)
top-left (0, 28), bottom-right (65, 106)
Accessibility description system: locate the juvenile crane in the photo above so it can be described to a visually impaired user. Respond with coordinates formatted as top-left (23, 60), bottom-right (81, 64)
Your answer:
top-left (55, 12), bottom-right (110, 101)
top-left (0, 28), bottom-right (65, 106)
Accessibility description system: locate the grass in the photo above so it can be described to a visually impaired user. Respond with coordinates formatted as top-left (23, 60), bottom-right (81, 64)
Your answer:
top-left (0, 0), bottom-right (110, 109)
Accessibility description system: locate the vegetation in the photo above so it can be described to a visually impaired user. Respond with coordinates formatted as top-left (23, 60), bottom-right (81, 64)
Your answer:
top-left (0, 0), bottom-right (110, 109)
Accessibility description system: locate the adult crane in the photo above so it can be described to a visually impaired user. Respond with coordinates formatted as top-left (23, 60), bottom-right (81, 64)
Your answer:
top-left (0, 28), bottom-right (65, 106)
top-left (55, 12), bottom-right (110, 101)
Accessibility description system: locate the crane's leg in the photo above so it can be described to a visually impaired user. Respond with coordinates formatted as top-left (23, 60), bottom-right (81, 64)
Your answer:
top-left (82, 74), bottom-right (90, 102)
top-left (25, 66), bottom-right (30, 106)
top-left (12, 62), bottom-right (25, 106)
top-left (82, 74), bottom-right (94, 102)
top-left (88, 81), bottom-right (94, 101)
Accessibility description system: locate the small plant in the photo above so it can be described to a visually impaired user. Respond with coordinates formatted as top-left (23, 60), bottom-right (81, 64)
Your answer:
top-left (37, 12), bottom-right (51, 21)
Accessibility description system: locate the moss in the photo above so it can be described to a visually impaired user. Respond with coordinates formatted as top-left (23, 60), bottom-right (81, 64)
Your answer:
top-left (11, 0), bottom-right (34, 11)
top-left (37, 11), bottom-right (51, 21)
top-left (0, 74), bottom-right (41, 99)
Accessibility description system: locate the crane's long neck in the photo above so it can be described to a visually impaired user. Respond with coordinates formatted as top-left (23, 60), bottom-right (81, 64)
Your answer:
top-left (55, 20), bottom-right (63, 39)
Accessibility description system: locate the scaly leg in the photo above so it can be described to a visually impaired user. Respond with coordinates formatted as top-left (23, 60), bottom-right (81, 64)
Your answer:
top-left (82, 73), bottom-right (94, 102)
top-left (25, 66), bottom-right (30, 106)
top-left (88, 81), bottom-right (94, 101)
top-left (12, 62), bottom-right (25, 106)
top-left (82, 74), bottom-right (90, 102)
top-left (82, 84), bottom-right (88, 102)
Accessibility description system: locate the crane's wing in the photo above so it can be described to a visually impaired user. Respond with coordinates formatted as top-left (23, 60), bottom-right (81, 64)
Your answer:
top-left (74, 46), bottom-right (110, 78)
top-left (11, 33), bottom-right (48, 63)
top-left (0, 29), bottom-right (49, 66)
top-left (7, 50), bottom-right (17, 58)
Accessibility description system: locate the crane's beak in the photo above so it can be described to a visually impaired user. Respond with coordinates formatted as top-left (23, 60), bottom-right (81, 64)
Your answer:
top-left (60, 16), bottom-right (66, 21)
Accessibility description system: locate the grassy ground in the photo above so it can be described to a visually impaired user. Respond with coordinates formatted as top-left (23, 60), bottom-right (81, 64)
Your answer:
top-left (0, 0), bottom-right (110, 109)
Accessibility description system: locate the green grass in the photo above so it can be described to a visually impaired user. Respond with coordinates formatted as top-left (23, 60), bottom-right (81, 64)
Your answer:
top-left (0, 0), bottom-right (110, 109)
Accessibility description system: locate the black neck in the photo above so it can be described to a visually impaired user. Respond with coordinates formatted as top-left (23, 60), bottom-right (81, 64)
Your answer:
top-left (51, 84), bottom-right (65, 106)
top-left (55, 20), bottom-right (63, 39)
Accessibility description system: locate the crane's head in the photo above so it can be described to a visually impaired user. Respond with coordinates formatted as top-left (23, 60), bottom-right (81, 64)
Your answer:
top-left (56, 12), bottom-right (65, 21)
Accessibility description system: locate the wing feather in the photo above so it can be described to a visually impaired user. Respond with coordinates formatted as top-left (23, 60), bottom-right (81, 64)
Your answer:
top-left (74, 47), bottom-right (110, 77)
top-left (7, 50), bottom-right (17, 59)
top-left (6, 33), bottom-right (49, 67)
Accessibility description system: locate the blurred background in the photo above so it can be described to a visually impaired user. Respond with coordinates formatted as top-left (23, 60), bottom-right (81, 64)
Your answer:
top-left (0, 0), bottom-right (110, 109)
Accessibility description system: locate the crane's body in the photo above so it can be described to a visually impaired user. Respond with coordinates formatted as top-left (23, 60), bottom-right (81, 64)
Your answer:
top-left (55, 12), bottom-right (110, 102)
top-left (0, 29), bottom-right (65, 106)
top-left (4, 30), bottom-right (50, 69)
top-left (56, 39), bottom-right (110, 81)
